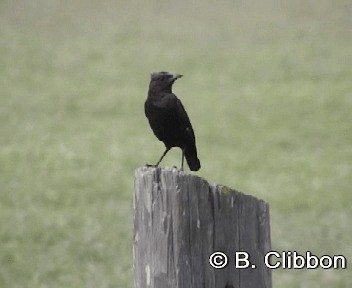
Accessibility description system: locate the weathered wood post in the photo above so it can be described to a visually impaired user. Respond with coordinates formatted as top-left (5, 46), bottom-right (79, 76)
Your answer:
top-left (134, 167), bottom-right (271, 288)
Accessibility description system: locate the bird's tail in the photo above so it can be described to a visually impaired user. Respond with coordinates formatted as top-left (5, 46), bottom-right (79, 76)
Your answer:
top-left (185, 146), bottom-right (201, 171)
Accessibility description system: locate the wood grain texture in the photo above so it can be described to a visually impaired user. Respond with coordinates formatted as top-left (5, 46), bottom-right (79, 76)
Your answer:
top-left (134, 167), bottom-right (271, 288)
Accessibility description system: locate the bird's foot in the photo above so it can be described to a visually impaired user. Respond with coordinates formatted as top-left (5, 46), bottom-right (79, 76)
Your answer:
top-left (145, 163), bottom-right (157, 168)
top-left (172, 165), bottom-right (183, 171)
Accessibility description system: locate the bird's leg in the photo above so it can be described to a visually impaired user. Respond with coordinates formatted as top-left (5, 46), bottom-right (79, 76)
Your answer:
top-left (180, 148), bottom-right (185, 171)
top-left (154, 147), bottom-right (171, 167)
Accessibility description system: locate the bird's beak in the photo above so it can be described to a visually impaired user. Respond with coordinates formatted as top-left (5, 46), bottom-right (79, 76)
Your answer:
top-left (173, 74), bottom-right (183, 80)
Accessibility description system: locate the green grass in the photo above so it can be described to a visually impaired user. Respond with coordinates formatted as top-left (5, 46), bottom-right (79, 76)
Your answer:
top-left (1, 0), bottom-right (351, 287)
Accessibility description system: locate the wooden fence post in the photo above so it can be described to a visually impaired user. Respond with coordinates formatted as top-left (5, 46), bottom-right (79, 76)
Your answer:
top-left (134, 167), bottom-right (271, 288)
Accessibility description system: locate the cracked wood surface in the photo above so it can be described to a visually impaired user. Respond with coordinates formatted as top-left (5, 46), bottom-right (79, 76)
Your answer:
top-left (134, 167), bottom-right (271, 288)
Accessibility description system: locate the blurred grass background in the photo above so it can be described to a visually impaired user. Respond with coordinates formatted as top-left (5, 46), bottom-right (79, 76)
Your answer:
top-left (1, 0), bottom-right (351, 287)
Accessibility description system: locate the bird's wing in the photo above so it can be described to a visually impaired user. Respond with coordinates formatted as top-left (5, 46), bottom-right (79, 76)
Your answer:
top-left (175, 96), bottom-right (196, 144)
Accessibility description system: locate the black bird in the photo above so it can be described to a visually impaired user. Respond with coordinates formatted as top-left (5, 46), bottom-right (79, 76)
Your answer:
top-left (145, 71), bottom-right (200, 171)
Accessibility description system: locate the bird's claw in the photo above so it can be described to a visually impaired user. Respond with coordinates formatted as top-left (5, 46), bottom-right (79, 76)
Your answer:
top-left (172, 165), bottom-right (183, 171)
top-left (145, 163), bottom-right (157, 168)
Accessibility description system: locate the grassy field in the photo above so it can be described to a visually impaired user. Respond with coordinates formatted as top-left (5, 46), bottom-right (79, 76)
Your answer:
top-left (1, 0), bottom-right (351, 287)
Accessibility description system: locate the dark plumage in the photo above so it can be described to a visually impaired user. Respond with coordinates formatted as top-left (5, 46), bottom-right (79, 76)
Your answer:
top-left (145, 71), bottom-right (200, 171)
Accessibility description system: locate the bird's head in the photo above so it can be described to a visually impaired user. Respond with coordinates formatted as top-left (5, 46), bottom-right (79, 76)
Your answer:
top-left (149, 71), bottom-right (183, 92)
